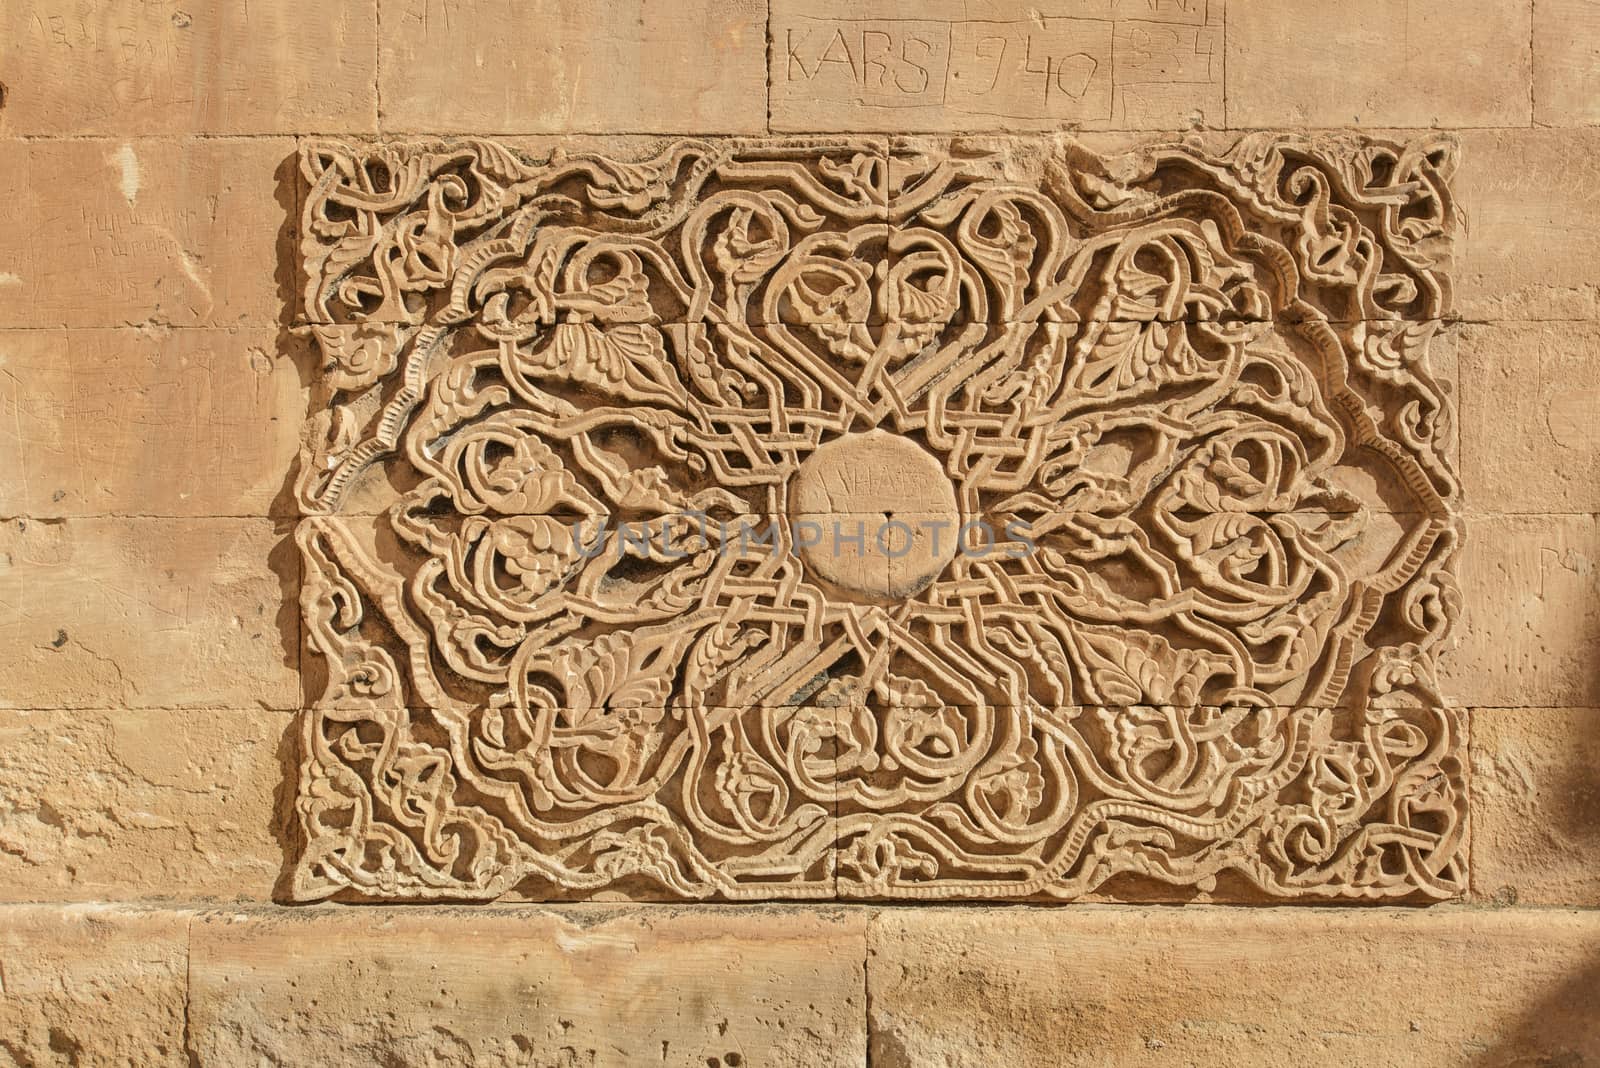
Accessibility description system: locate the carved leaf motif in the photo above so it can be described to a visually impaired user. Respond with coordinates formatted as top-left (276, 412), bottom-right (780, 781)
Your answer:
top-left (1077, 630), bottom-right (1230, 707)
top-left (291, 134), bottom-right (1464, 903)
top-left (1074, 319), bottom-right (1185, 394)
top-left (547, 321), bottom-right (662, 386)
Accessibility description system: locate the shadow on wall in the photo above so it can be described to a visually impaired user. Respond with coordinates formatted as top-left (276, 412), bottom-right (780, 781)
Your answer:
top-left (1468, 699), bottom-right (1600, 1064)
top-left (269, 147), bottom-right (309, 902)
top-left (1467, 953), bottom-right (1600, 1066)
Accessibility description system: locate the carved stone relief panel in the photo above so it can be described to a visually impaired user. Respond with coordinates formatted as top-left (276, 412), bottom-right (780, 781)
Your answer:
top-left (288, 135), bottom-right (1464, 902)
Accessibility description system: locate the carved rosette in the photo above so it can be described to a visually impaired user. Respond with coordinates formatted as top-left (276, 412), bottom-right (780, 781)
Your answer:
top-left (288, 134), bottom-right (1464, 902)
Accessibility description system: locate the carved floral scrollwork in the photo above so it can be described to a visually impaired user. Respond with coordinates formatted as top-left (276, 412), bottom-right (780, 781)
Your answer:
top-left (289, 134), bottom-right (1464, 902)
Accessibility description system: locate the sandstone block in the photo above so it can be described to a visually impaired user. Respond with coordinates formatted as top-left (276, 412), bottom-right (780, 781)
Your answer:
top-left (770, 0), bottom-right (1223, 132)
top-left (1226, 0), bottom-right (1531, 128)
top-left (1459, 321), bottom-right (1600, 515)
top-left (1470, 707), bottom-right (1600, 906)
top-left (1534, 0), bottom-right (1600, 126)
top-left (1442, 514), bottom-right (1600, 708)
top-left (0, 905), bottom-right (190, 1067)
top-left (379, 0), bottom-right (767, 134)
top-left (0, 708), bottom-right (289, 902)
top-left (189, 907), bottom-right (868, 1066)
top-left (868, 907), bottom-right (1600, 1066)
top-left (0, 328), bottom-right (304, 518)
top-left (0, 0), bottom-right (377, 135)
top-left (0, 138), bottom-right (294, 329)
top-left (0, 518), bottom-right (298, 709)
top-left (1455, 128), bottom-right (1600, 321)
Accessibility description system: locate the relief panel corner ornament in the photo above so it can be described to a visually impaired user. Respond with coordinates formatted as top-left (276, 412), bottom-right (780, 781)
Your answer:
top-left (286, 133), bottom-right (1465, 903)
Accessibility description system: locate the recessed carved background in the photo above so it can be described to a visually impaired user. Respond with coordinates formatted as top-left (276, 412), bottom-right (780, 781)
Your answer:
top-left (288, 134), bottom-right (1464, 902)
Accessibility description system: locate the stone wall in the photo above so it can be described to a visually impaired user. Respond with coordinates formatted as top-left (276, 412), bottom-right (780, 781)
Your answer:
top-left (1, 1), bottom-right (1597, 1063)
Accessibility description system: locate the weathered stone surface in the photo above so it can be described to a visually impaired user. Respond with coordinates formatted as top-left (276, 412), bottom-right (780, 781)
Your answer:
top-left (0, 1), bottom-right (376, 135)
top-left (1443, 514), bottom-right (1600, 708)
top-left (770, 0), bottom-right (1224, 132)
top-left (0, 328), bottom-right (304, 518)
top-left (868, 907), bottom-right (1600, 1066)
top-left (1226, 0), bottom-right (1532, 128)
top-left (2, 4), bottom-right (1596, 1057)
top-left (1459, 321), bottom-right (1600, 515)
top-left (0, 518), bottom-right (298, 710)
top-left (378, 0), bottom-right (766, 134)
top-left (0, 708), bottom-right (289, 902)
top-left (1471, 707), bottom-right (1600, 906)
top-left (0, 905), bottom-right (190, 1067)
top-left (286, 136), bottom-right (1463, 904)
top-left (1534, 0), bottom-right (1600, 126)
top-left (0, 138), bottom-right (293, 329)
top-left (1455, 128), bottom-right (1600, 321)
top-left (189, 907), bottom-right (867, 1066)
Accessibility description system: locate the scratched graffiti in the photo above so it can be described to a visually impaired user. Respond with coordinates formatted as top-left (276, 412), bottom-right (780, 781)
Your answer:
top-left (771, 1), bottom-right (1223, 130)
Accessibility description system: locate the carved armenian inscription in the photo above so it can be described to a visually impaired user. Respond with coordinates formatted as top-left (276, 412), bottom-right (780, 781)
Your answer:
top-left (772, 0), bottom-right (1223, 130)
top-left (290, 135), bottom-right (1464, 902)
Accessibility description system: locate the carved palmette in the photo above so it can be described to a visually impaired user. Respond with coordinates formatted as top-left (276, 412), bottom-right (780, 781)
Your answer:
top-left (289, 134), bottom-right (1464, 902)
